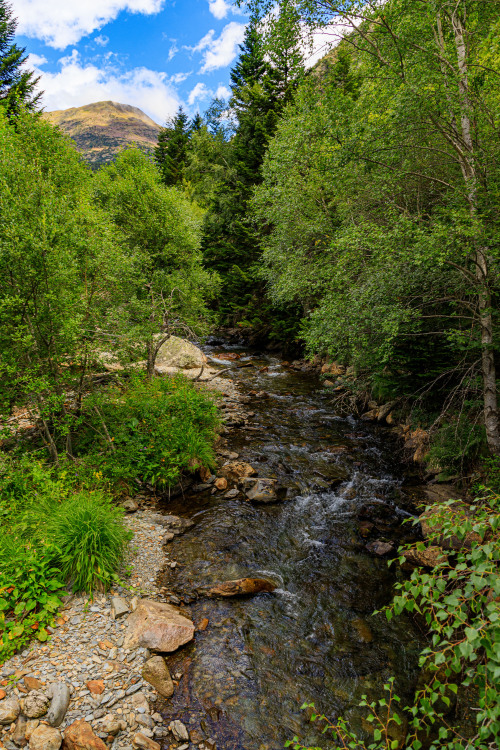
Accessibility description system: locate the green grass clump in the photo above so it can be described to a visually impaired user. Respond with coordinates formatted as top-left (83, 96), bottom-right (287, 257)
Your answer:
top-left (78, 373), bottom-right (219, 490)
top-left (45, 491), bottom-right (132, 593)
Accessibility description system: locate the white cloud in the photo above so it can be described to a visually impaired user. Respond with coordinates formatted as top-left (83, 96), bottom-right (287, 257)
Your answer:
top-left (170, 71), bottom-right (192, 84)
top-left (15, 0), bottom-right (165, 49)
top-left (215, 84), bottom-right (230, 99)
top-left (27, 53), bottom-right (48, 67)
top-left (208, 0), bottom-right (231, 19)
top-left (188, 82), bottom-right (231, 107)
top-left (188, 82), bottom-right (211, 105)
top-left (34, 50), bottom-right (180, 123)
top-left (167, 42), bottom-right (178, 61)
top-left (197, 22), bottom-right (246, 73)
top-left (94, 35), bottom-right (109, 47)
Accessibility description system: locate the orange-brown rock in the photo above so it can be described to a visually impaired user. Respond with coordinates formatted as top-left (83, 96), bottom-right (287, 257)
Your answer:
top-left (197, 618), bottom-right (209, 631)
top-left (207, 578), bottom-right (276, 598)
top-left (219, 461), bottom-right (256, 482)
top-left (123, 599), bottom-right (195, 652)
top-left (0, 689), bottom-right (6, 700)
top-left (24, 677), bottom-right (43, 692)
top-left (62, 720), bottom-right (107, 750)
top-left (402, 545), bottom-right (448, 568)
top-left (85, 681), bottom-right (104, 696)
top-left (214, 477), bottom-right (228, 491)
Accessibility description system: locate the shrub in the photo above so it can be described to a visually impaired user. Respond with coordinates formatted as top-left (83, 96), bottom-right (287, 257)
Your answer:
top-left (45, 491), bottom-right (132, 593)
top-left (78, 373), bottom-right (219, 490)
top-left (0, 541), bottom-right (65, 663)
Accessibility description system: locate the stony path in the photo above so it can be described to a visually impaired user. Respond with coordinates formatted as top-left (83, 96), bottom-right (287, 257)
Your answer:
top-left (0, 511), bottom-right (190, 750)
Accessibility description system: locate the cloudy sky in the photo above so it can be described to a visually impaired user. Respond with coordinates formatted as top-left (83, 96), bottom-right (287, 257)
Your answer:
top-left (13, 0), bottom-right (337, 124)
top-left (12, 0), bottom-right (252, 123)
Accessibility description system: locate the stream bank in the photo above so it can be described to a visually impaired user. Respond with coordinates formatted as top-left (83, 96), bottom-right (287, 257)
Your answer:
top-left (0, 343), bottom-right (429, 750)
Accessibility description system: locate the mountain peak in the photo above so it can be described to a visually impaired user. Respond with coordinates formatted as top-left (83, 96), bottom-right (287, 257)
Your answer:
top-left (42, 101), bottom-right (161, 168)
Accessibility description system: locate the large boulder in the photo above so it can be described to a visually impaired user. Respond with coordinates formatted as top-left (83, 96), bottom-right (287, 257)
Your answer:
top-left (207, 578), bottom-right (276, 597)
top-left (123, 599), bottom-right (195, 652)
top-left (155, 336), bottom-right (207, 370)
top-left (62, 720), bottom-right (107, 750)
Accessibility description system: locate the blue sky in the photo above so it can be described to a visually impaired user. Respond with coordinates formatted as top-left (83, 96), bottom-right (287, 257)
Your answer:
top-left (12, 0), bottom-right (251, 123)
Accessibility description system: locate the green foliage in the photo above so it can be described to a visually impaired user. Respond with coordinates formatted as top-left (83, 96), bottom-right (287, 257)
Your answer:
top-left (77, 373), bottom-right (219, 490)
top-left (0, 543), bottom-right (64, 663)
top-left (45, 491), bottom-right (132, 593)
top-left (0, 0), bottom-right (41, 117)
top-left (155, 106), bottom-right (192, 187)
top-left (426, 414), bottom-right (486, 476)
top-left (93, 148), bottom-right (218, 374)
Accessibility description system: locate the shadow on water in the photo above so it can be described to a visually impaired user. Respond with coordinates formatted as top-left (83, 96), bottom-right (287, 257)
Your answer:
top-left (157, 346), bottom-right (423, 750)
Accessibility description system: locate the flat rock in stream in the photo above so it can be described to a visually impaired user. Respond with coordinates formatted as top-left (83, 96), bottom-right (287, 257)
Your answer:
top-left (151, 514), bottom-right (194, 535)
top-left (239, 477), bottom-right (278, 503)
top-left (205, 578), bottom-right (276, 598)
top-left (219, 461), bottom-right (256, 482)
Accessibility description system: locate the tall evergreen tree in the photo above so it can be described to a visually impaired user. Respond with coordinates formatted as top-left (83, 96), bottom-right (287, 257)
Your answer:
top-left (154, 106), bottom-right (190, 186)
top-left (199, 7), bottom-right (304, 338)
top-left (0, 0), bottom-right (40, 117)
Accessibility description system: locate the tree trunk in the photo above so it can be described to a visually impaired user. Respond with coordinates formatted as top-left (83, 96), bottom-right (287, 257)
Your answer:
top-left (451, 3), bottom-right (500, 454)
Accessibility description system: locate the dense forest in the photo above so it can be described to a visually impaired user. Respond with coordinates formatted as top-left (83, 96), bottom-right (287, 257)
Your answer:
top-left (0, 1), bottom-right (499, 749)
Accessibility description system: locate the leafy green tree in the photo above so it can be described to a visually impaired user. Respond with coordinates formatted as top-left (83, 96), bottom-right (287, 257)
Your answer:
top-left (0, 0), bottom-right (40, 116)
top-left (154, 106), bottom-right (191, 186)
top-left (0, 110), bottom-right (126, 461)
top-left (93, 148), bottom-right (219, 376)
top-left (252, 0), bottom-right (500, 455)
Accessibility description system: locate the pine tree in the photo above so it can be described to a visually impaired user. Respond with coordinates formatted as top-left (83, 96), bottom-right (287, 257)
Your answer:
top-left (190, 113), bottom-right (203, 132)
top-left (0, 0), bottom-right (41, 117)
top-left (154, 106), bottom-right (190, 186)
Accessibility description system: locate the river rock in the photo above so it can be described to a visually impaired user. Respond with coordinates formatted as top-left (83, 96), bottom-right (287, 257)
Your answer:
top-left (169, 720), bottom-right (189, 742)
top-left (25, 720), bottom-right (40, 742)
top-left (12, 714), bottom-right (27, 746)
top-left (214, 477), bottom-right (228, 491)
top-left (123, 599), bottom-right (195, 652)
top-left (133, 733), bottom-right (160, 750)
top-left (151, 514), bottom-right (194, 535)
top-left (241, 478), bottom-right (277, 503)
top-left (20, 692), bottom-right (50, 719)
top-left (111, 596), bottom-right (130, 619)
top-left (402, 545), bottom-right (448, 568)
top-left (207, 578), bottom-right (276, 597)
top-left (62, 719), bottom-right (107, 750)
top-left (141, 656), bottom-right (174, 698)
top-left (46, 683), bottom-right (71, 727)
top-left (86, 681), bottom-right (104, 696)
top-left (100, 715), bottom-right (125, 736)
top-left (29, 724), bottom-right (62, 750)
top-left (0, 698), bottom-right (20, 724)
top-left (155, 336), bottom-right (207, 370)
top-left (23, 678), bottom-right (42, 692)
top-left (351, 618), bottom-right (373, 643)
top-left (420, 501), bottom-right (487, 550)
top-left (121, 498), bottom-right (139, 513)
top-left (366, 540), bottom-right (394, 556)
top-left (219, 461), bottom-right (256, 482)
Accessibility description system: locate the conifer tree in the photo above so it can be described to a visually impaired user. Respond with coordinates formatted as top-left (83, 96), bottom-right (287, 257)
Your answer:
top-left (154, 106), bottom-right (190, 186)
top-left (0, 0), bottom-right (40, 117)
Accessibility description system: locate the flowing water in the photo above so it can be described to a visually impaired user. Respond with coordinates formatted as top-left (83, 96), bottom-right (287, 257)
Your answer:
top-left (158, 344), bottom-right (423, 750)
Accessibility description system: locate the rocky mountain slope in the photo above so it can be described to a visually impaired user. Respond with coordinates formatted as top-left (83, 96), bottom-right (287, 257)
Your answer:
top-left (42, 101), bottom-right (161, 168)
